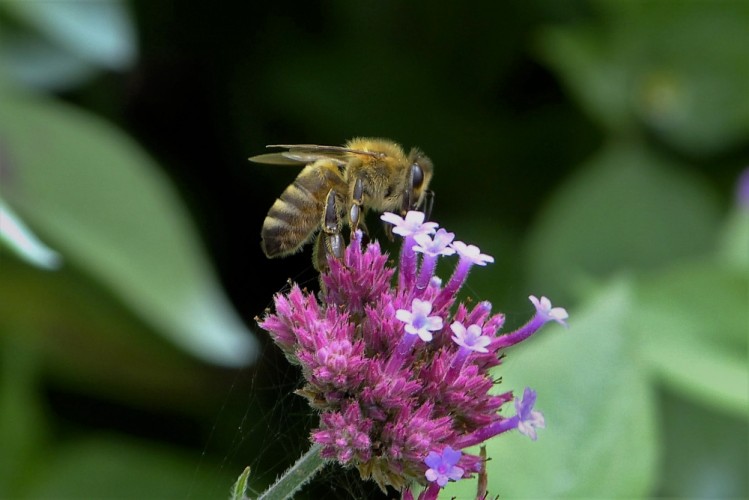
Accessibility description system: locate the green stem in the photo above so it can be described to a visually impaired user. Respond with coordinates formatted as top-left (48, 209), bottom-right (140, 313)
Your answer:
top-left (253, 443), bottom-right (328, 500)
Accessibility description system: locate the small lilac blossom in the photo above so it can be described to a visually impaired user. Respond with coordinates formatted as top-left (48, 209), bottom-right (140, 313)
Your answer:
top-left (451, 241), bottom-right (494, 266)
top-left (431, 241), bottom-right (495, 311)
top-left (381, 211), bottom-right (438, 238)
top-left (382, 211), bottom-right (439, 291)
top-left (414, 229), bottom-right (456, 290)
top-left (413, 229), bottom-right (456, 258)
top-left (424, 446), bottom-right (464, 487)
top-left (450, 321), bottom-right (490, 353)
top-left (530, 295), bottom-right (569, 327)
top-left (515, 388), bottom-right (545, 441)
top-left (492, 296), bottom-right (568, 350)
top-left (396, 298), bottom-right (443, 341)
top-left (259, 219), bottom-right (566, 494)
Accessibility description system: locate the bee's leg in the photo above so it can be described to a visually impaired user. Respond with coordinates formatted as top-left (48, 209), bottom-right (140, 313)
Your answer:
top-left (400, 187), bottom-right (413, 216)
top-left (420, 189), bottom-right (435, 220)
top-left (382, 187), bottom-right (413, 241)
top-left (312, 232), bottom-right (328, 272)
top-left (349, 176), bottom-right (365, 234)
top-left (322, 188), bottom-right (344, 261)
top-left (383, 218), bottom-right (395, 241)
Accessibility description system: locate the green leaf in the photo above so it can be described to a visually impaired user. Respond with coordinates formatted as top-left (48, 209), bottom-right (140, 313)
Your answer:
top-left (444, 279), bottom-right (659, 498)
top-left (2, 0), bottom-right (136, 71)
top-left (718, 208), bottom-right (749, 275)
top-left (23, 437), bottom-right (234, 499)
top-left (0, 335), bottom-right (48, 497)
top-left (0, 30), bottom-right (97, 91)
top-left (0, 257), bottom-right (237, 412)
top-left (537, 0), bottom-right (749, 155)
top-left (0, 85), bottom-right (258, 367)
top-left (657, 392), bottom-right (748, 498)
top-left (231, 466), bottom-right (252, 500)
top-left (524, 142), bottom-right (721, 302)
top-left (634, 261), bottom-right (748, 418)
top-left (0, 196), bottom-right (61, 270)
top-left (536, 25), bottom-right (635, 133)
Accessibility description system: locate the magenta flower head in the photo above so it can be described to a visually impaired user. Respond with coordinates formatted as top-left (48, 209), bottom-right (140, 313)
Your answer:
top-left (258, 211), bottom-right (567, 497)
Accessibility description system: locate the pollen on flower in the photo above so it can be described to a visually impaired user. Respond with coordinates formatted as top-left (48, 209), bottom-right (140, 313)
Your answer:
top-left (258, 216), bottom-right (565, 494)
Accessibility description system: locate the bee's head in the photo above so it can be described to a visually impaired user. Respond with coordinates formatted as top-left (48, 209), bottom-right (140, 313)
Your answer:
top-left (404, 148), bottom-right (434, 214)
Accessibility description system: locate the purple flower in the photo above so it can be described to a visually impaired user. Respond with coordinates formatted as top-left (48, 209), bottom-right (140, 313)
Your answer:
top-left (382, 211), bottom-right (440, 291)
top-left (530, 295), bottom-right (569, 327)
top-left (413, 229), bottom-right (456, 290)
top-left (396, 298), bottom-right (443, 341)
top-left (433, 241), bottom-right (495, 309)
top-left (381, 211), bottom-right (438, 238)
top-left (515, 388), bottom-right (545, 441)
top-left (450, 322), bottom-right (490, 353)
top-left (259, 220), bottom-right (565, 493)
top-left (413, 229), bottom-right (456, 258)
top-left (424, 446), bottom-right (464, 487)
top-left (451, 241), bottom-right (494, 266)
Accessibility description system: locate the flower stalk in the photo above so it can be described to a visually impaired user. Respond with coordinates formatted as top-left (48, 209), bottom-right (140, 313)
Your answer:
top-left (255, 443), bottom-right (327, 500)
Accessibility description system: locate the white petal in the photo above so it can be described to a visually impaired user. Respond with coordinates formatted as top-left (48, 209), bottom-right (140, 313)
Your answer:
top-left (380, 212), bottom-right (404, 225)
top-left (395, 309), bottom-right (412, 323)
top-left (425, 316), bottom-right (443, 331)
top-left (411, 299), bottom-right (433, 316)
top-left (450, 321), bottom-right (466, 337)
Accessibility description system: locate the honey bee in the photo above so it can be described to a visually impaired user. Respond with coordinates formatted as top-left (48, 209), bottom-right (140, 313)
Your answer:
top-left (250, 138), bottom-right (434, 270)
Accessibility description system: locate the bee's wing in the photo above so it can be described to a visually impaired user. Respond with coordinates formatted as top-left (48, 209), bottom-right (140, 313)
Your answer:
top-left (247, 152), bottom-right (304, 165)
top-left (250, 144), bottom-right (385, 166)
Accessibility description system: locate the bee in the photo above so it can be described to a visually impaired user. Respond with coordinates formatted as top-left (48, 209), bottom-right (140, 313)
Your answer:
top-left (250, 138), bottom-right (434, 270)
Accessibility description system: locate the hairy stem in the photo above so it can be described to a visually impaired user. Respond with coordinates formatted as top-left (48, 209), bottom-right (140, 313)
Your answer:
top-left (254, 443), bottom-right (327, 500)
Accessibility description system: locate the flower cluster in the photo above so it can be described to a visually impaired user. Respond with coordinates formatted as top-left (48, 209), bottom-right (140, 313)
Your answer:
top-left (259, 211), bottom-right (567, 497)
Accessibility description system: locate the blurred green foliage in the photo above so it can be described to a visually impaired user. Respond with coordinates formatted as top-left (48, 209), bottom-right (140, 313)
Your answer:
top-left (0, 0), bottom-right (747, 498)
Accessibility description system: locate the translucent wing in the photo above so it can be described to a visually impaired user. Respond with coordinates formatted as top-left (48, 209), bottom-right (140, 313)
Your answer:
top-left (249, 144), bottom-right (384, 166)
top-left (247, 152), bottom-right (304, 165)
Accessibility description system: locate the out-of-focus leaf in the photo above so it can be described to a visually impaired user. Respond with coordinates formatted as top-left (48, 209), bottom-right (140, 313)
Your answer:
top-left (718, 208), bottom-right (749, 275)
top-left (524, 143), bottom-right (721, 302)
top-left (2, 0), bottom-right (136, 71)
top-left (657, 392), bottom-right (748, 498)
top-left (0, 257), bottom-right (233, 413)
top-left (0, 30), bottom-right (98, 91)
top-left (536, 25), bottom-right (634, 133)
top-left (0, 196), bottom-right (61, 270)
top-left (0, 336), bottom-right (48, 497)
top-left (634, 261), bottom-right (748, 418)
top-left (444, 279), bottom-right (658, 498)
top-left (24, 437), bottom-right (235, 499)
top-left (0, 85), bottom-right (258, 367)
top-left (537, 0), bottom-right (749, 155)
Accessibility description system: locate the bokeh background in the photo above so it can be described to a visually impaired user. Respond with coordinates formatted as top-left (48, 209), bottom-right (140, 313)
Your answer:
top-left (1, 1), bottom-right (747, 498)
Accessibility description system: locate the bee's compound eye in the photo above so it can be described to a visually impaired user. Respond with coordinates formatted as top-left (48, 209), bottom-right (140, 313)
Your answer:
top-left (411, 164), bottom-right (424, 189)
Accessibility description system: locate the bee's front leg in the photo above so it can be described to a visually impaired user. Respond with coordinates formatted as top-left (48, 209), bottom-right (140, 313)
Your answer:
top-left (323, 188), bottom-right (344, 260)
top-left (420, 189), bottom-right (435, 220)
top-left (348, 176), bottom-right (371, 243)
top-left (349, 177), bottom-right (364, 234)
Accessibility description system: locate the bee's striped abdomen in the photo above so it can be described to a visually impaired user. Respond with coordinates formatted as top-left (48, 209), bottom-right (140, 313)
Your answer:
top-left (261, 163), bottom-right (343, 257)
